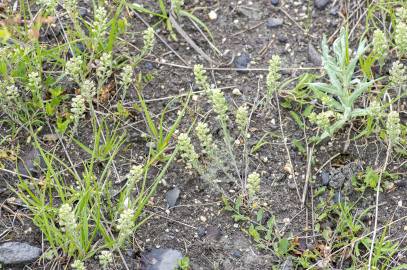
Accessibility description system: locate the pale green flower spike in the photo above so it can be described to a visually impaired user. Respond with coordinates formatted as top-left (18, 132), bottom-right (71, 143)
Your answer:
top-left (177, 133), bottom-right (199, 168)
top-left (96, 53), bottom-right (113, 81)
top-left (65, 56), bottom-right (83, 82)
top-left (266, 55), bottom-right (281, 97)
top-left (368, 100), bottom-right (382, 117)
top-left (117, 208), bottom-right (134, 242)
top-left (308, 111), bottom-right (337, 130)
top-left (70, 95), bottom-right (86, 119)
top-left (120, 65), bottom-right (133, 90)
top-left (193, 64), bottom-right (210, 92)
top-left (80, 79), bottom-right (96, 102)
top-left (92, 6), bottom-right (108, 38)
top-left (396, 7), bottom-right (407, 23)
top-left (209, 89), bottom-right (229, 122)
top-left (63, 0), bottom-right (77, 13)
top-left (372, 29), bottom-right (388, 65)
top-left (386, 111), bottom-right (401, 145)
top-left (389, 61), bottom-right (407, 88)
top-left (395, 22), bottom-right (407, 57)
top-left (247, 172), bottom-right (260, 199)
top-left (195, 122), bottom-right (216, 154)
top-left (127, 165), bottom-right (143, 185)
top-left (71, 260), bottom-right (86, 270)
top-left (236, 105), bottom-right (249, 133)
top-left (99, 250), bottom-right (113, 269)
top-left (58, 204), bottom-right (77, 232)
top-left (4, 85), bottom-right (19, 103)
top-left (142, 27), bottom-right (155, 54)
top-left (28, 72), bottom-right (41, 91)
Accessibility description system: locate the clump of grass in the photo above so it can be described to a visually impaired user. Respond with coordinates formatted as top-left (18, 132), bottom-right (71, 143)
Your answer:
top-left (174, 64), bottom-right (261, 201)
top-left (15, 120), bottom-right (177, 265)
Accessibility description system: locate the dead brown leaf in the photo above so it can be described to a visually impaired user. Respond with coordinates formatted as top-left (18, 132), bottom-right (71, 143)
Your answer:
top-left (98, 82), bottom-right (115, 103)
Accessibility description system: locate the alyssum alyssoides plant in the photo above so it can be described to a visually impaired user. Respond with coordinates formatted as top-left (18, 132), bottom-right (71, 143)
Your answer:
top-left (176, 64), bottom-right (261, 204)
top-left (64, 27), bottom-right (155, 133)
top-left (306, 28), bottom-right (380, 143)
top-left (16, 123), bottom-right (176, 269)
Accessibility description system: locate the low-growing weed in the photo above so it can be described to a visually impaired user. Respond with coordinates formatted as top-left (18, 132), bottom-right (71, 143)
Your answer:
top-left (14, 120), bottom-right (177, 265)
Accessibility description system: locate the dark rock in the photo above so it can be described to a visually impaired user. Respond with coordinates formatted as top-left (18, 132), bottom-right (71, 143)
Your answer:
top-left (78, 7), bottom-right (88, 17)
top-left (308, 43), bottom-right (322, 66)
top-left (165, 187), bottom-right (180, 209)
top-left (140, 248), bottom-right (183, 270)
top-left (315, 0), bottom-right (330, 10)
top-left (17, 148), bottom-right (46, 178)
top-left (231, 250), bottom-right (241, 258)
top-left (271, 0), bottom-right (279, 6)
top-left (145, 62), bottom-right (154, 70)
top-left (0, 242), bottom-right (41, 266)
top-left (197, 227), bottom-right (207, 238)
top-left (234, 53), bottom-right (251, 71)
top-left (321, 171), bottom-right (330, 186)
top-left (266, 17), bottom-right (284, 29)
top-left (277, 33), bottom-right (288, 43)
top-left (329, 5), bottom-right (339, 16)
top-left (76, 42), bottom-right (85, 52)
top-left (328, 162), bottom-right (361, 189)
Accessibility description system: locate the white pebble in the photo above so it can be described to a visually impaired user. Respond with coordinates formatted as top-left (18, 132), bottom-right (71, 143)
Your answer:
top-left (232, 88), bottom-right (242, 95)
top-left (208, 10), bottom-right (218, 20)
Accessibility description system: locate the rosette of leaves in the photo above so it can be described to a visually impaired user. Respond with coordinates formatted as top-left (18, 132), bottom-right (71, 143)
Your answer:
top-left (308, 28), bottom-right (375, 143)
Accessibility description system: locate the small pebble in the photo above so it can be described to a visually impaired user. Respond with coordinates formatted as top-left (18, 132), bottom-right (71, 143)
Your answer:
top-left (308, 43), bottom-right (322, 66)
top-left (315, 0), bottom-right (330, 10)
top-left (232, 88), bottom-right (242, 95)
top-left (144, 62), bottom-right (154, 70)
top-left (200, 216), bottom-right (207, 222)
top-left (231, 250), bottom-right (242, 258)
top-left (234, 52), bottom-right (251, 70)
top-left (266, 17), bottom-right (284, 29)
top-left (197, 227), bottom-right (207, 238)
top-left (208, 10), bottom-right (218, 20)
top-left (271, 0), bottom-right (279, 6)
top-left (321, 171), bottom-right (330, 186)
top-left (165, 187), bottom-right (180, 209)
top-left (277, 33), bottom-right (288, 43)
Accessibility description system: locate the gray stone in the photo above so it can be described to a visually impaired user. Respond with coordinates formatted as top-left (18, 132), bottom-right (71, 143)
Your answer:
top-left (321, 171), bottom-right (330, 186)
top-left (315, 0), bottom-right (330, 10)
top-left (234, 53), bottom-right (251, 71)
top-left (308, 43), bottom-right (322, 66)
top-left (140, 248), bottom-right (183, 270)
top-left (328, 162), bottom-right (361, 189)
top-left (277, 33), bottom-right (288, 43)
top-left (0, 242), bottom-right (41, 265)
top-left (271, 0), bottom-right (279, 6)
top-left (197, 227), bottom-right (207, 238)
top-left (266, 17), bottom-right (284, 29)
top-left (165, 187), bottom-right (180, 209)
